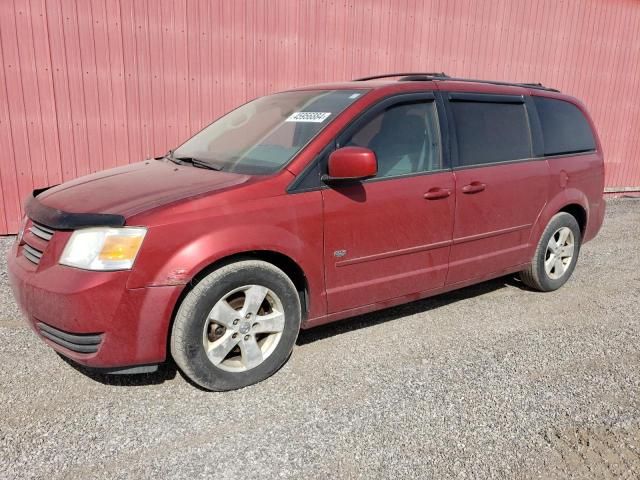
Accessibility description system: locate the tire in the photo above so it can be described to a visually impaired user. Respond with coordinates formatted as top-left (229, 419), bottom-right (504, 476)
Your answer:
top-left (520, 212), bottom-right (582, 292)
top-left (171, 260), bottom-right (301, 391)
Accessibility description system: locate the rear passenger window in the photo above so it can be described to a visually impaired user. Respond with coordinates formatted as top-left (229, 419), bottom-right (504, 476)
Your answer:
top-left (450, 99), bottom-right (532, 166)
top-left (533, 97), bottom-right (596, 156)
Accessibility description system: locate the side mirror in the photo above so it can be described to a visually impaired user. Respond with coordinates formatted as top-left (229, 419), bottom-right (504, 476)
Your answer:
top-left (322, 147), bottom-right (378, 183)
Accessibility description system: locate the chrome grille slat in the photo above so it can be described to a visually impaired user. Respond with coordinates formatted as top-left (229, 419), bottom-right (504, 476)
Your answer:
top-left (23, 244), bottom-right (43, 258)
top-left (22, 221), bottom-right (55, 265)
top-left (23, 244), bottom-right (44, 264)
top-left (30, 223), bottom-right (54, 241)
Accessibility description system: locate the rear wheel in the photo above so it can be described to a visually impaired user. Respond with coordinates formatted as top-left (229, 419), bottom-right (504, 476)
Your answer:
top-left (171, 260), bottom-right (301, 391)
top-left (520, 212), bottom-right (582, 292)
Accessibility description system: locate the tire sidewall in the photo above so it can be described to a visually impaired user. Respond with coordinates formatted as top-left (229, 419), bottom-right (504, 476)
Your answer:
top-left (172, 262), bottom-right (301, 391)
top-left (535, 213), bottom-right (582, 291)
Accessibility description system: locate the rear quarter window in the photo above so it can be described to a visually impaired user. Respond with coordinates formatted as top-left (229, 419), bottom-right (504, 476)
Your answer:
top-left (533, 96), bottom-right (596, 156)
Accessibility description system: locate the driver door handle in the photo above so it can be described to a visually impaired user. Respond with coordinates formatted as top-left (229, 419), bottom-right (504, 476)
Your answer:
top-left (423, 188), bottom-right (452, 200)
top-left (461, 181), bottom-right (486, 194)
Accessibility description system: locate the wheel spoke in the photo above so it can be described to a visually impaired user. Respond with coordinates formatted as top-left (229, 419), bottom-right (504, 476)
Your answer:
top-left (239, 336), bottom-right (263, 369)
top-left (253, 311), bottom-right (285, 334)
top-left (547, 236), bottom-right (559, 250)
top-left (560, 244), bottom-right (574, 258)
top-left (242, 285), bottom-right (268, 316)
top-left (545, 253), bottom-right (556, 274)
top-left (554, 257), bottom-right (565, 276)
top-left (206, 331), bottom-right (240, 365)
top-left (209, 299), bottom-right (239, 328)
top-left (557, 228), bottom-right (570, 246)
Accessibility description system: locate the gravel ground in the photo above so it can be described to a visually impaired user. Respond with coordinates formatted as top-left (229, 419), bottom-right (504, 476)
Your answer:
top-left (1, 199), bottom-right (639, 479)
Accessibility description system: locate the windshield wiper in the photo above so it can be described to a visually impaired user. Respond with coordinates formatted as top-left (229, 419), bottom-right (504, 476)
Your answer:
top-left (164, 150), bottom-right (221, 170)
top-left (179, 157), bottom-right (222, 170)
top-left (164, 150), bottom-right (182, 165)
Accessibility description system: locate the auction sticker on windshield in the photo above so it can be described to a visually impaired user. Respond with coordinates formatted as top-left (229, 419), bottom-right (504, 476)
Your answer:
top-left (285, 112), bottom-right (332, 123)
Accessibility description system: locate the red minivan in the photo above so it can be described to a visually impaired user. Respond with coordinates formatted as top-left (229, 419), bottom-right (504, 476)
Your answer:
top-left (8, 73), bottom-right (605, 390)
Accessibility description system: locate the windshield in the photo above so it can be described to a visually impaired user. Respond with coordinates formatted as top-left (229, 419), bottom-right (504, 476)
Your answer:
top-left (172, 89), bottom-right (366, 174)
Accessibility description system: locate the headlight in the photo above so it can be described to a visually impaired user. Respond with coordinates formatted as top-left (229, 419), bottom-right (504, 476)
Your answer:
top-left (60, 227), bottom-right (147, 271)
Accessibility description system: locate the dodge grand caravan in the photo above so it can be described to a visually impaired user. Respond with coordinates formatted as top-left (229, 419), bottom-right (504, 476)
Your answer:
top-left (8, 73), bottom-right (605, 391)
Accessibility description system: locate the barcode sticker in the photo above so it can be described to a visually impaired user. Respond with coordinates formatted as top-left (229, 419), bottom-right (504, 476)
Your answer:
top-left (285, 112), bottom-right (332, 123)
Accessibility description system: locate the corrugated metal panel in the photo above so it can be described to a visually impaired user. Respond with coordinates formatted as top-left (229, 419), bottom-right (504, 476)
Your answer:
top-left (1, 0), bottom-right (639, 234)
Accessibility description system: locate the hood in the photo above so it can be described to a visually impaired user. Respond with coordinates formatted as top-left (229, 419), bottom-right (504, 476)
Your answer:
top-left (37, 160), bottom-right (250, 217)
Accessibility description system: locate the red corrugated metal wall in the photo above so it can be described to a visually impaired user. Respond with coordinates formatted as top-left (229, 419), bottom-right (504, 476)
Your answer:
top-left (1, 0), bottom-right (639, 234)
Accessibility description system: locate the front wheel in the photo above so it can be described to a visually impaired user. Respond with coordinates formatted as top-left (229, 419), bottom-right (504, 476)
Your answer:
top-left (171, 260), bottom-right (301, 391)
top-left (520, 212), bottom-right (582, 292)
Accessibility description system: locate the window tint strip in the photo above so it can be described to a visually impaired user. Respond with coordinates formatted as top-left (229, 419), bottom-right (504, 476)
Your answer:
top-left (448, 93), bottom-right (525, 104)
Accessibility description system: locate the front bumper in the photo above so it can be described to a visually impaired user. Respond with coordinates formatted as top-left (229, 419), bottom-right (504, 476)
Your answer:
top-left (7, 239), bottom-right (184, 369)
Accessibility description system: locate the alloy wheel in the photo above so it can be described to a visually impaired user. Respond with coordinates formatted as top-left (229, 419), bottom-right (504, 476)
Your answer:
top-left (544, 226), bottom-right (575, 280)
top-left (203, 285), bottom-right (285, 372)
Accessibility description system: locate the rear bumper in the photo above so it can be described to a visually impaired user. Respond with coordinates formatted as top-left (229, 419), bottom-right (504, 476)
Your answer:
top-left (7, 241), bottom-right (183, 369)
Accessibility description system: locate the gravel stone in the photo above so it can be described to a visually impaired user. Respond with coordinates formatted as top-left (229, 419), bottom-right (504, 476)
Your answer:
top-left (1, 199), bottom-right (639, 479)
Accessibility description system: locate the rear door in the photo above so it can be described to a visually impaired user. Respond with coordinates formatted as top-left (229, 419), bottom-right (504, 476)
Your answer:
top-left (444, 92), bottom-right (549, 285)
top-left (321, 93), bottom-right (455, 313)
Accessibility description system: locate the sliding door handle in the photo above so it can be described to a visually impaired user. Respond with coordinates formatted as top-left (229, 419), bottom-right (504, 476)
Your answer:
top-left (462, 181), bottom-right (486, 194)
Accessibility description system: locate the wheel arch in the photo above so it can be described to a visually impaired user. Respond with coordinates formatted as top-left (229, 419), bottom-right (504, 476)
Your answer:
top-left (185, 250), bottom-right (309, 314)
top-left (558, 203), bottom-right (587, 236)
top-left (164, 249), bottom-right (311, 364)
top-left (528, 188), bottom-right (590, 256)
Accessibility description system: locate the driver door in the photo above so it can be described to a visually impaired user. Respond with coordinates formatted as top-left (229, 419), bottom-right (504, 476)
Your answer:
top-left (322, 93), bottom-right (455, 313)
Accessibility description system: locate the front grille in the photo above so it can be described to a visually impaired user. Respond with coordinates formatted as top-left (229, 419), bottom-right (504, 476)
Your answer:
top-left (22, 221), bottom-right (55, 265)
top-left (36, 322), bottom-right (103, 354)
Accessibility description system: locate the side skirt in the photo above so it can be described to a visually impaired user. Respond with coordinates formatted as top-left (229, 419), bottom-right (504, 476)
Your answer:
top-left (302, 263), bottom-right (529, 329)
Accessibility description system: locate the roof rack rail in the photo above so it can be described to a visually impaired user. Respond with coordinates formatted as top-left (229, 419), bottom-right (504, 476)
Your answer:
top-left (353, 72), bottom-right (559, 92)
top-left (441, 76), bottom-right (560, 92)
top-left (353, 72), bottom-right (449, 81)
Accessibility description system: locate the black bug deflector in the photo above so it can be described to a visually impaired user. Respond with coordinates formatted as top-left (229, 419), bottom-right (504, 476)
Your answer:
top-left (25, 190), bottom-right (126, 231)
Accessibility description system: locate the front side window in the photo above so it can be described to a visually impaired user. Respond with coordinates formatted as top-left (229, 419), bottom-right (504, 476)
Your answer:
top-left (342, 100), bottom-right (442, 178)
top-left (450, 99), bottom-right (532, 167)
top-left (533, 96), bottom-right (596, 156)
top-left (173, 89), bottom-right (365, 174)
